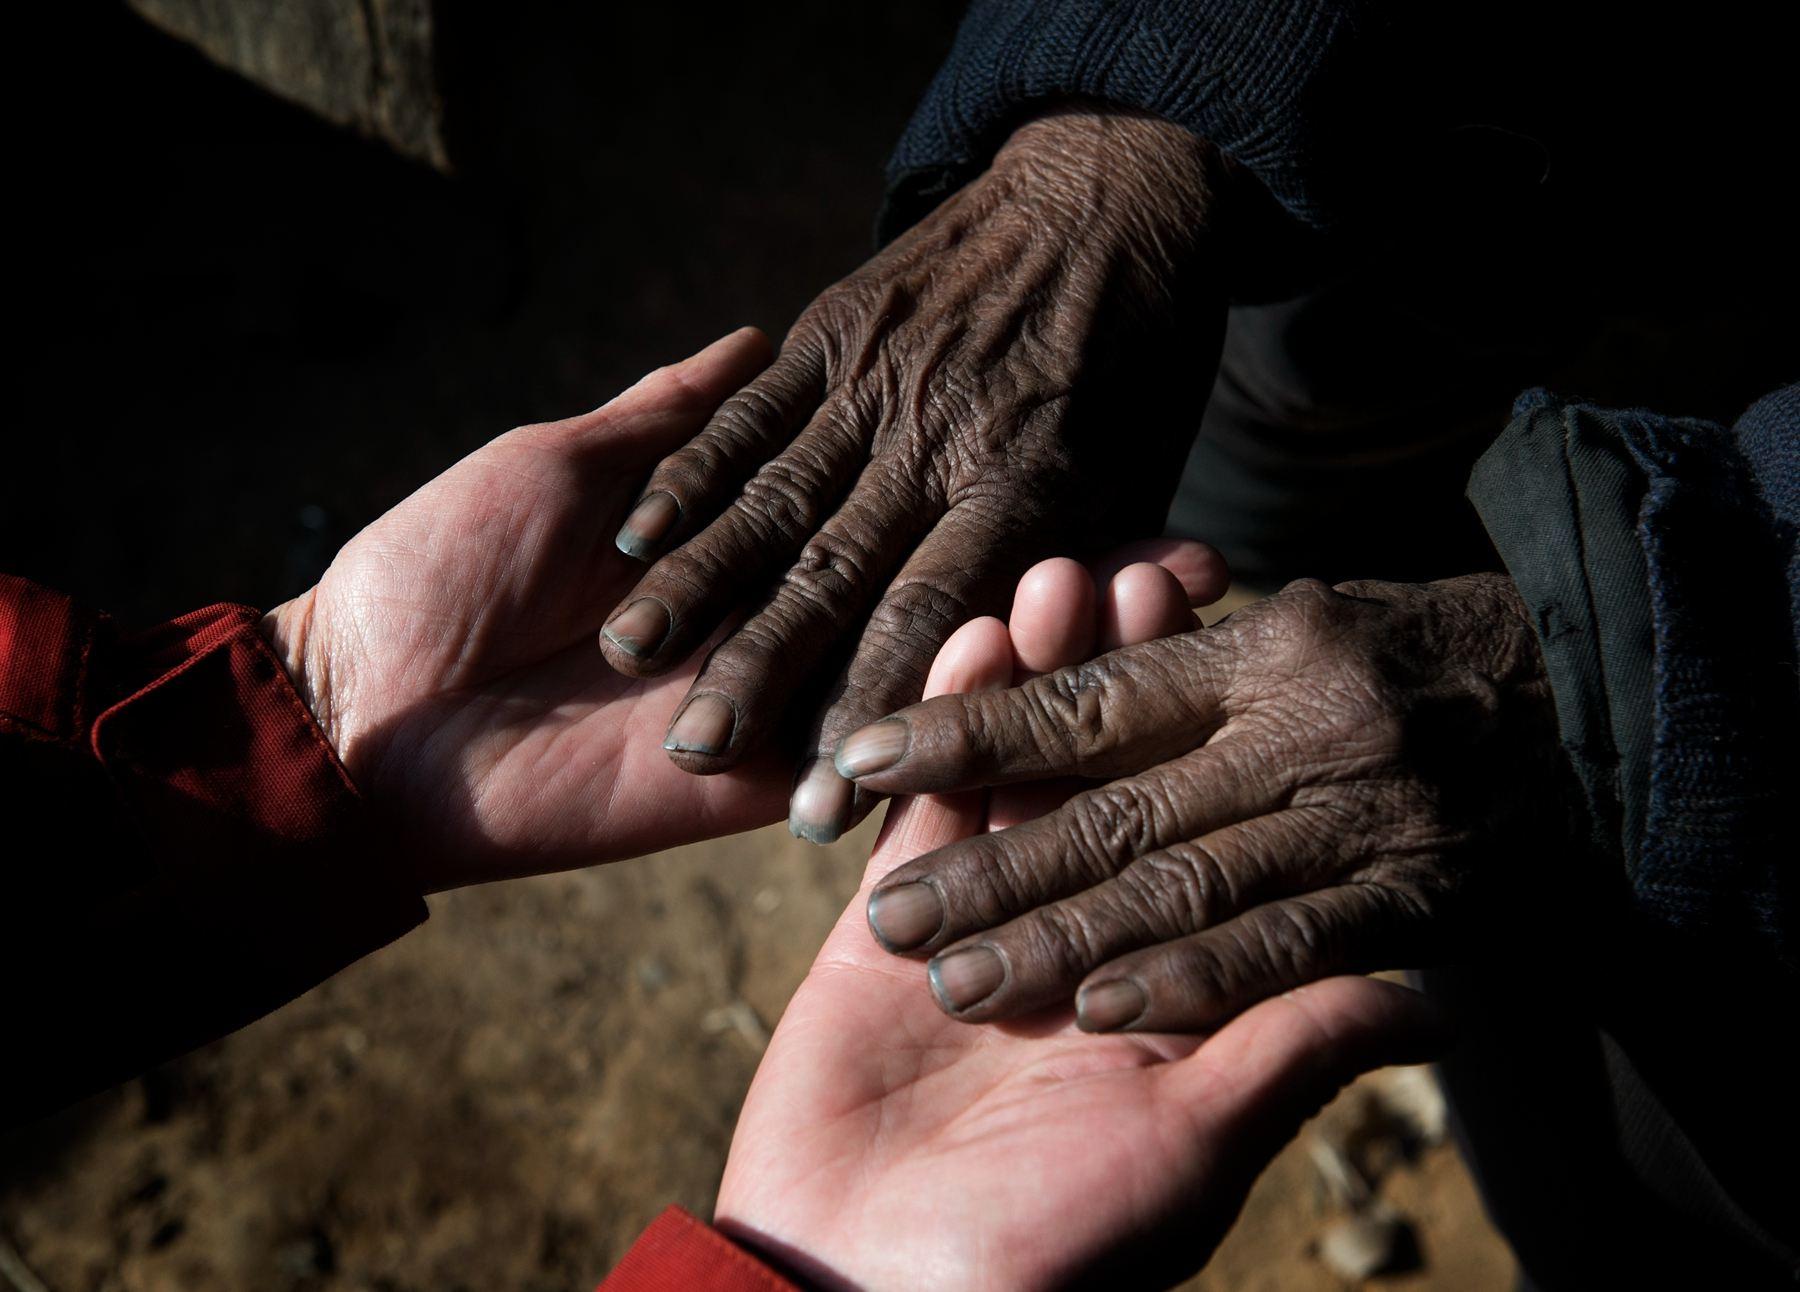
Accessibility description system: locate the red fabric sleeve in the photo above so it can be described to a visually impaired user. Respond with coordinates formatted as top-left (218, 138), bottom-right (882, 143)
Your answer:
top-left (0, 574), bottom-right (426, 1122)
top-left (598, 1207), bottom-right (800, 1292)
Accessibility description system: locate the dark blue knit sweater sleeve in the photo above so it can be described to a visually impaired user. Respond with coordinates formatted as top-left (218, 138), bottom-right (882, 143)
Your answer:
top-left (882, 0), bottom-right (1397, 239)
top-left (1468, 387), bottom-right (1799, 975)
top-left (1733, 382), bottom-right (1800, 643)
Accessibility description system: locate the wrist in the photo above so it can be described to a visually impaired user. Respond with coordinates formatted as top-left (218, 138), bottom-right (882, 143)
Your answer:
top-left (708, 1216), bottom-right (839, 1292)
top-left (260, 589), bottom-right (352, 777)
top-left (991, 103), bottom-right (1220, 306)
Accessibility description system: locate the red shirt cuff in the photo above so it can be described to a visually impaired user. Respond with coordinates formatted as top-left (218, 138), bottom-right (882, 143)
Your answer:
top-left (599, 1207), bottom-right (799, 1292)
top-left (2, 575), bottom-right (426, 1116)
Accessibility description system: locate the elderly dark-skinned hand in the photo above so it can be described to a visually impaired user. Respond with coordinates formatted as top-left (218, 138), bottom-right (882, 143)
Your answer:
top-left (832, 573), bottom-right (1583, 1032)
top-left (595, 105), bottom-right (1224, 844)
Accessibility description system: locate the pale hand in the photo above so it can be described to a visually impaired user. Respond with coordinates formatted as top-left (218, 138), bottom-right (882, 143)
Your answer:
top-left (262, 330), bottom-right (792, 891)
top-left (717, 560), bottom-right (1445, 1290)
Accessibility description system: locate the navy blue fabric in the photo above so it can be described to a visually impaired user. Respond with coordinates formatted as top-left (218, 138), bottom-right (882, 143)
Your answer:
top-left (1473, 388), bottom-right (1799, 974)
top-left (1734, 383), bottom-right (1800, 644)
top-left (882, 0), bottom-right (1399, 238)
top-left (1616, 389), bottom-right (1799, 971)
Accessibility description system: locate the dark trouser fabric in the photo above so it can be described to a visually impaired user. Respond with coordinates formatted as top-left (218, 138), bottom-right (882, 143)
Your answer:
top-left (1165, 281), bottom-right (1525, 587)
top-left (1420, 953), bottom-right (1798, 1291)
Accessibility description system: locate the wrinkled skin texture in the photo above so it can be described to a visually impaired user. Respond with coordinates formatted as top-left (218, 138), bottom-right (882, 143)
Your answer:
top-left (717, 562), bottom-right (1445, 1291)
top-left (259, 329), bottom-right (1222, 894)
top-left (596, 106), bottom-right (1224, 846)
top-left (840, 574), bottom-right (1579, 1032)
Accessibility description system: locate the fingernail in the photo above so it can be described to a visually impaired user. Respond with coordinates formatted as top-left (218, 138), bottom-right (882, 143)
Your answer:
top-left (615, 491), bottom-right (679, 560)
top-left (929, 946), bottom-right (1005, 1013)
top-left (603, 597), bottom-right (671, 657)
top-left (1076, 979), bottom-right (1147, 1032)
top-left (867, 881), bottom-right (944, 952)
top-left (834, 719), bottom-right (909, 779)
top-left (788, 758), bottom-right (853, 844)
top-left (664, 693), bottom-right (736, 755)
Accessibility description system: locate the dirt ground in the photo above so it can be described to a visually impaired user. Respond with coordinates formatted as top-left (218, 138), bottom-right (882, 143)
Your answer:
top-left (0, 814), bottom-right (1513, 1291)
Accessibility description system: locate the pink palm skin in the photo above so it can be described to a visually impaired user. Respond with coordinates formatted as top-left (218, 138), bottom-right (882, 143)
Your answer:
top-left (263, 330), bottom-right (794, 890)
top-left (718, 565), bottom-right (1446, 1291)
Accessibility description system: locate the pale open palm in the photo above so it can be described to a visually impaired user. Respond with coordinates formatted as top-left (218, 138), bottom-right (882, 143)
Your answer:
top-left (718, 562), bottom-right (1446, 1290)
top-left (264, 330), bottom-right (792, 890)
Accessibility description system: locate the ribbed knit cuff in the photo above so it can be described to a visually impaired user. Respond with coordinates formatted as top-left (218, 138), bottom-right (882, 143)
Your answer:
top-left (881, 0), bottom-right (1394, 241)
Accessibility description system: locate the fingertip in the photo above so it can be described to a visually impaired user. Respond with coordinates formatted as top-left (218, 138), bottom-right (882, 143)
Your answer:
top-left (1089, 539), bottom-right (1231, 608)
top-left (660, 327), bottom-right (773, 402)
top-left (598, 328), bottom-right (776, 441)
top-left (722, 324), bottom-right (775, 367)
top-left (1295, 976), bottom-right (1457, 1060)
top-left (693, 324), bottom-right (773, 369)
top-left (1009, 557), bottom-right (1097, 675)
top-left (923, 615), bottom-right (1014, 699)
top-left (1100, 562), bottom-right (1195, 649)
top-left (1158, 542), bottom-right (1232, 608)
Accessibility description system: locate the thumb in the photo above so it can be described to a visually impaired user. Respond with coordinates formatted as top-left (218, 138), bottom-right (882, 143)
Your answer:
top-left (518, 326), bottom-right (775, 468)
top-left (1100, 977), bottom-right (1448, 1280)
top-left (1162, 976), bottom-right (1451, 1180)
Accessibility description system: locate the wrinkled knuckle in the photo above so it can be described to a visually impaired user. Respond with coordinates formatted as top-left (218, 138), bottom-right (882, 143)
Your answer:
top-left (1280, 576), bottom-right (1337, 607)
top-left (797, 290), bottom-right (862, 350)
top-left (1274, 577), bottom-right (1345, 641)
top-left (1027, 661), bottom-right (1115, 760)
top-left (1134, 840), bottom-right (1232, 932)
top-left (1245, 582), bottom-right (1390, 713)
top-left (652, 439), bottom-right (728, 496)
top-left (708, 615), bottom-right (791, 682)
top-left (1066, 780), bottom-right (1164, 873)
top-left (737, 456), bottom-right (832, 539)
top-left (785, 530), bottom-right (879, 610)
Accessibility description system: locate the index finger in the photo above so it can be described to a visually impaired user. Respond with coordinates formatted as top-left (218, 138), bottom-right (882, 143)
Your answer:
top-left (832, 630), bottom-right (1232, 796)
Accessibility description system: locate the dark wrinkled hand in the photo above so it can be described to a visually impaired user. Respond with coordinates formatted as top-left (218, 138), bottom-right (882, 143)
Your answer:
top-left (835, 574), bottom-right (1579, 1031)
top-left (595, 105), bottom-right (1223, 844)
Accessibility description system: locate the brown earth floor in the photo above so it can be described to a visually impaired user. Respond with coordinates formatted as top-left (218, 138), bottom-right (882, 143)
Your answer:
top-left (1, 816), bottom-right (1513, 1292)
